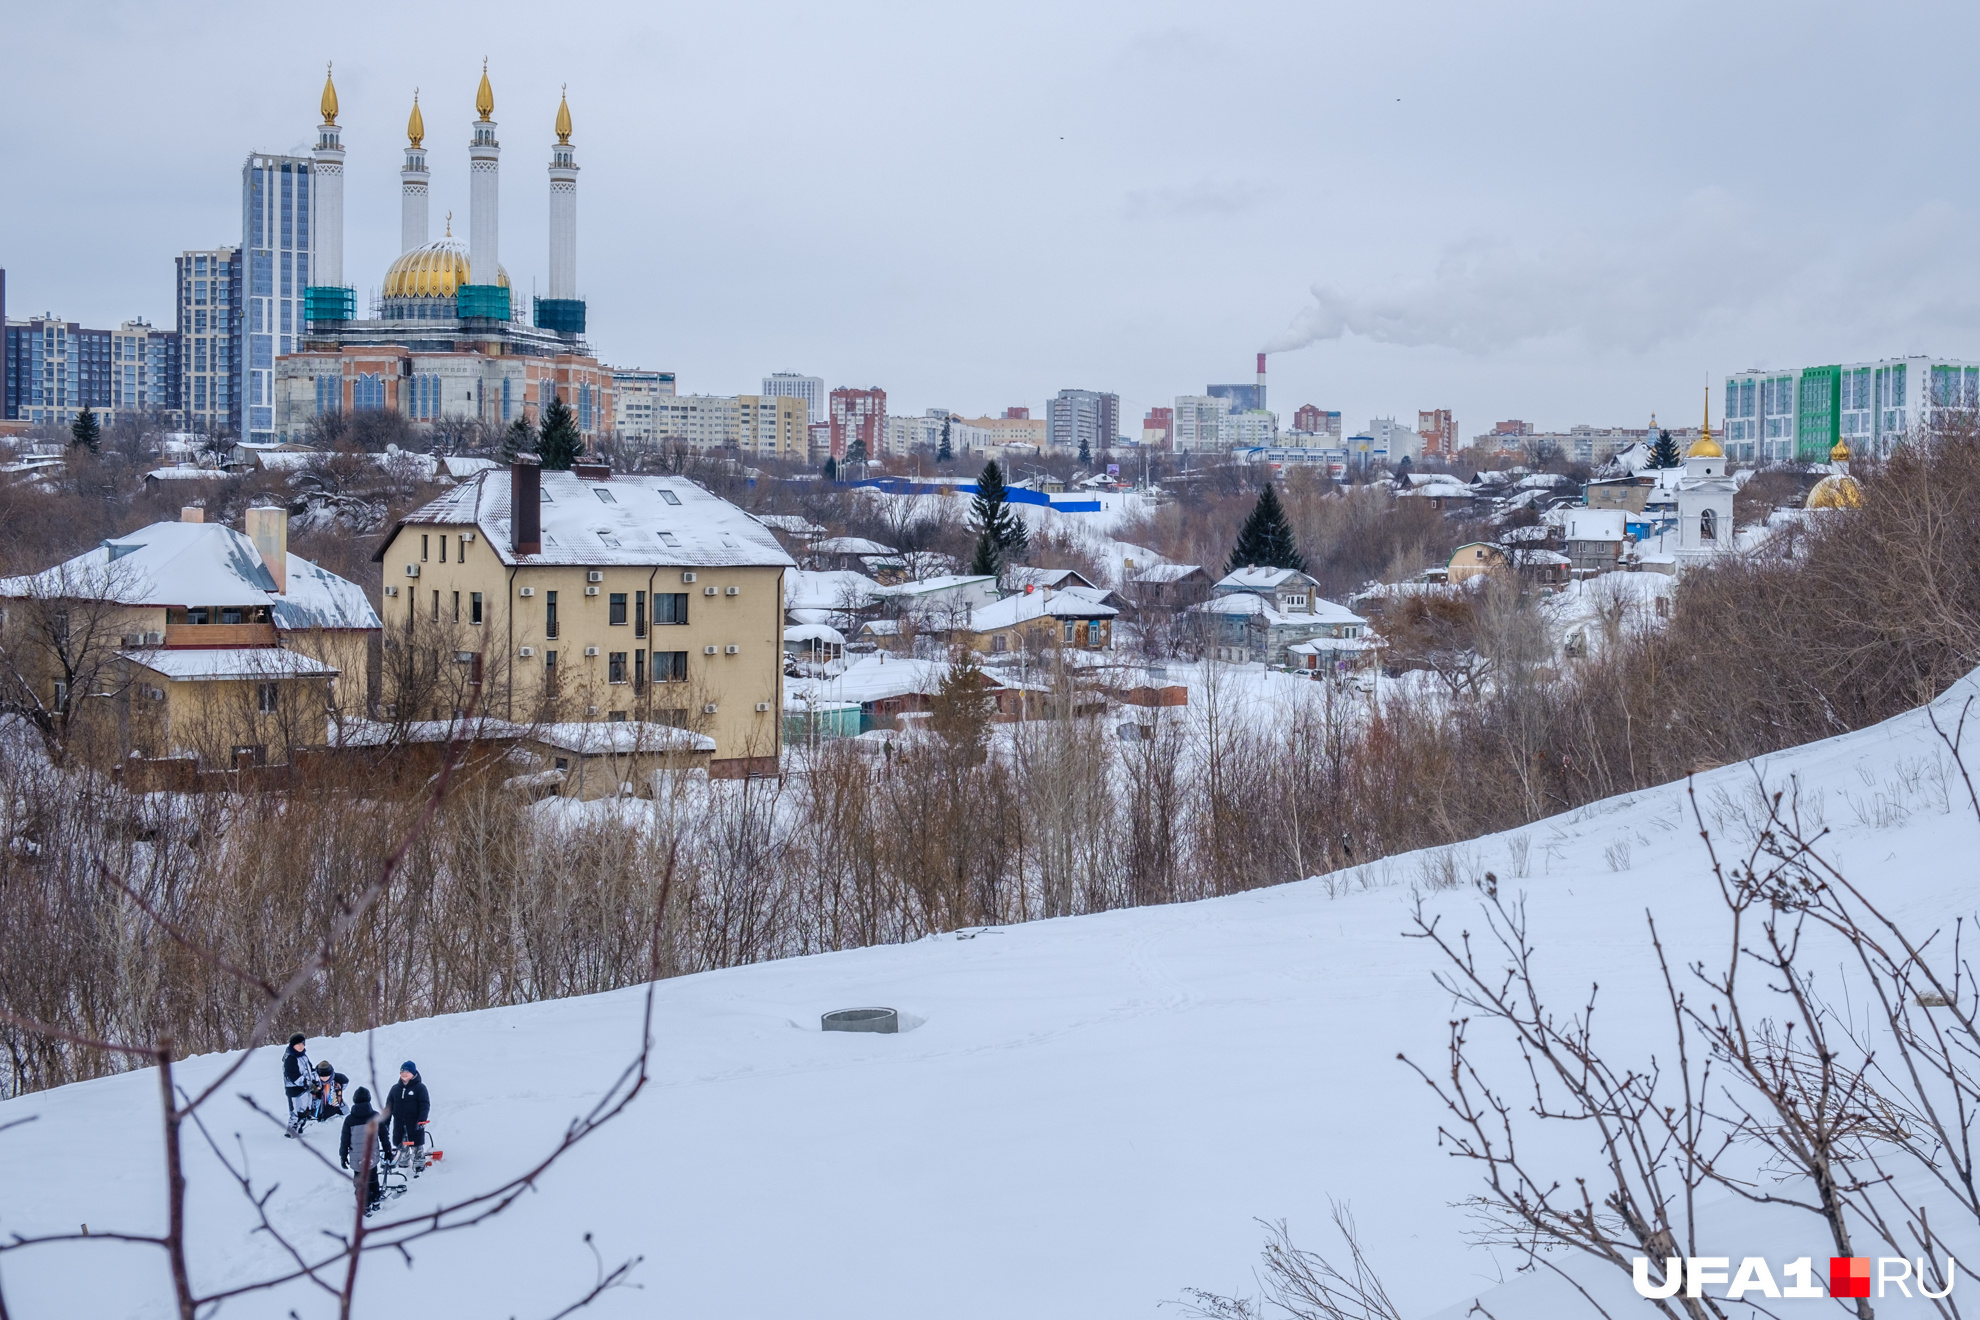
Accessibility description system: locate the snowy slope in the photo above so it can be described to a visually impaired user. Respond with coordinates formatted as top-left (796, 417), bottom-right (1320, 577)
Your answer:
top-left (5, 675), bottom-right (1980, 1317)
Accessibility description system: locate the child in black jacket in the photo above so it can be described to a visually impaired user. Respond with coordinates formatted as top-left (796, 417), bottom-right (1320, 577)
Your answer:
top-left (385, 1062), bottom-right (431, 1173)
top-left (339, 1088), bottom-right (389, 1215)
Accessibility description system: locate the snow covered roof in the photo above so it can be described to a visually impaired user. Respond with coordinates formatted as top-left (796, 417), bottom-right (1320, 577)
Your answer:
top-left (383, 468), bottom-right (795, 571)
top-left (1215, 566), bottom-right (1316, 592)
top-left (0, 520), bottom-right (381, 630)
top-left (784, 623), bottom-right (847, 645)
top-left (757, 514), bottom-right (828, 537)
top-left (870, 574), bottom-right (995, 599)
top-left (142, 465), bottom-right (230, 482)
top-left (327, 716), bottom-right (525, 747)
top-left (441, 456), bottom-right (498, 479)
top-left (811, 536), bottom-right (895, 556)
top-left (1196, 593), bottom-right (1365, 626)
top-left (783, 569), bottom-right (880, 612)
top-left (1128, 562), bottom-right (1204, 584)
top-left (787, 654), bottom-right (952, 705)
top-left (121, 646), bottom-right (340, 681)
top-left (966, 589), bottom-right (1118, 633)
top-left (528, 722), bottom-right (716, 755)
top-left (1286, 636), bottom-right (1380, 654)
top-left (1005, 566), bottom-right (1097, 591)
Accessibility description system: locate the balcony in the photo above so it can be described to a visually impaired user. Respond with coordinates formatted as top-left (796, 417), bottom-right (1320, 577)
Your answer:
top-left (164, 623), bottom-right (278, 648)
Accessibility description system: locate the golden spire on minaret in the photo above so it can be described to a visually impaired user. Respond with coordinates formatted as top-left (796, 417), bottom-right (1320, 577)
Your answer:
top-left (555, 85), bottom-right (572, 144)
top-left (445, 211), bottom-right (453, 237)
top-left (407, 89), bottom-right (425, 147)
top-left (320, 63), bottom-right (339, 124)
top-left (475, 59), bottom-right (495, 121)
top-left (1686, 383), bottom-right (1724, 458)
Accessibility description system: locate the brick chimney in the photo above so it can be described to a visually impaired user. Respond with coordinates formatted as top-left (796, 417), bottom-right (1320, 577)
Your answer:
top-left (245, 506), bottom-right (287, 594)
top-left (511, 459), bottom-right (542, 555)
top-left (573, 462), bottom-right (610, 481)
top-left (180, 506), bottom-right (204, 523)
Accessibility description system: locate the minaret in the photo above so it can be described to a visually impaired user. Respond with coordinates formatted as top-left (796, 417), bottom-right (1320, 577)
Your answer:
top-left (548, 88), bottom-right (578, 301)
top-left (538, 87), bottom-right (586, 335)
top-left (307, 65), bottom-right (350, 320)
top-left (401, 91), bottom-right (429, 253)
top-left (467, 61), bottom-right (501, 290)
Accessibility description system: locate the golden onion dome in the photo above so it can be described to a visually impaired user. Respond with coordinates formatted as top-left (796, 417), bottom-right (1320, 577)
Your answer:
top-left (1807, 473), bottom-right (1864, 510)
top-left (1686, 424), bottom-right (1723, 459)
top-left (555, 87), bottom-right (572, 144)
top-left (382, 237), bottom-right (510, 300)
top-left (407, 91), bottom-right (425, 148)
top-left (1831, 438), bottom-right (1851, 463)
top-left (476, 60), bottom-right (495, 121)
top-left (320, 65), bottom-right (339, 125)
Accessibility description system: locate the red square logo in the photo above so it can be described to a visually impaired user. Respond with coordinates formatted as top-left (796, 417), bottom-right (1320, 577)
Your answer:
top-left (1830, 1257), bottom-right (1871, 1298)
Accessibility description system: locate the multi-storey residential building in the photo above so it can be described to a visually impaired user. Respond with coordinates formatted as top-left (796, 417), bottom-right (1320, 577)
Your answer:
top-left (1173, 395), bottom-right (1231, 453)
top-left (106, 320), bottom-right (182, 426)
top-left (0, 268), bottom-right (8, 421)
top-left (951, 413), bottom-right (1046, 454)
top-left (762, 372), bottom-right (825, 424)
top-left (1722, 357), bottom-right (1980, 462)
top-left (808, 421), bottom-right (831, 463)
top-left (176, 247), bottom-right (242, 436)
top-left (1141, 406), bottom-right (1174, 449)
top-left (1047, 388), bottom-right (1118, 453)
top-left (883, 408), bottom-right (959, 456)
top-left (738, 394), bottom-right (810, 460)
top-left (1292, 405), bottom-right (1341, 436)
top-left (242, 153), bottom-right (315, 442)
top-left (375, 462), bottom-right (795, 775)
top-left (1218, 409), bottom-right (1278, 447)
top-left (4, 314), bottom-right (114, 426)
top-left (649, 394), bottom-right (739, 449)
top-left (1363, 417), bottom-right (1423, 464)
top-left (1417, 409), bottom-right (1457, 457)
top-left (830, 387), bottom-right (886, 460)
top-left (610, 368), bottom-right (677, 442)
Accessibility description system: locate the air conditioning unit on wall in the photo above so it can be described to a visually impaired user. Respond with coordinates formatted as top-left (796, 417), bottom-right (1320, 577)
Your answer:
top-left (703, 645), bottom-right (718, 655)
top-left (702, 703), bottom-right (719, 714)
top-left (405, 564), bottom-right (420, 577)
top-left (518, 586), bottom-right (535, 597)
top-left (518, 646), bottom-right (535, 658)
top-left (587, 571), bottom-right (604, 583)
top-left (703, 586), bottom-right (717, 596)
top-left (754, 701), bottom-right (771, 712)
top-left (725, 586), bottom-right (739, 596)
top-left (584, 646), bottom-right (600, 657)
top-left (681, 572), bottom-right (697, 583)
top-left (585, 586), bottom-right (599, 596)
top-left (724, 645), bottom-right (739, 654)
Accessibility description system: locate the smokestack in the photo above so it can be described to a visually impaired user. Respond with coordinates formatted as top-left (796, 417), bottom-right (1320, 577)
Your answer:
top-left (1256, 352), bottom-right (1268, 414)
top-left (511, 459), bottom-right (542, 555)
top-left (246, 506), bottom-right (288, 594)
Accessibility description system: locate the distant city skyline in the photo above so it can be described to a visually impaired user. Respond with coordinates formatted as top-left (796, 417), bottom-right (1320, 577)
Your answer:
top-left (5, 1), bottom-right (1979, 439)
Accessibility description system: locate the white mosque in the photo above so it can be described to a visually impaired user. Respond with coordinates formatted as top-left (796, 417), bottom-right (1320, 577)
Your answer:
top-left (274, 65), bottom-right (614, 442)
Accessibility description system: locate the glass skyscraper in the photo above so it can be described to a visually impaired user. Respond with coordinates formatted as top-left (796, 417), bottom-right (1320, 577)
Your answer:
top-left (241, 153), bottom-right (312, 442)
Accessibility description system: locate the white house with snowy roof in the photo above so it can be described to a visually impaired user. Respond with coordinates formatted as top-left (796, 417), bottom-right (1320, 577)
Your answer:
top-left (1198, 567), bottom-right (1368, 666)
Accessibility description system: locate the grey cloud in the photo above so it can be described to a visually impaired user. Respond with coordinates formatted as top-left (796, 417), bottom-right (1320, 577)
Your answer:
top-left (1126, 178), bottom-right (1277, 220)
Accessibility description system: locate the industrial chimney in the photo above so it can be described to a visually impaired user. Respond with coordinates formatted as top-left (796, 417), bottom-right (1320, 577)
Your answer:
top-left (511, 459), bottom-right (542, 555)
top-left (1256, 352), bottom-right (1268, 414)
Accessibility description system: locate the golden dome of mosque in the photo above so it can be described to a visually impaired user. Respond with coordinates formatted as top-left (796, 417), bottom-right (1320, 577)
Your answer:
top-left (1685, 385), bottom-right (1723, 458)
top-left (382, 223), bottom-right (510, 299)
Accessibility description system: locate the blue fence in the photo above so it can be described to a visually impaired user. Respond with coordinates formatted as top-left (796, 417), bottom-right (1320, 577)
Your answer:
top-left (847, 477), bottom-right (1102, 512)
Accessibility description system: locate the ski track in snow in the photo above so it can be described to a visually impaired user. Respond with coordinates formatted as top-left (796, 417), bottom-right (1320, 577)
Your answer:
top-left (4, 678), bottom-right (1980, 1316)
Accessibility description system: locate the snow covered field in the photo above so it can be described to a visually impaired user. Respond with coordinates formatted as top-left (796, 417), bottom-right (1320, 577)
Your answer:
top-left (5, 673), bottom-right (1980, 1316)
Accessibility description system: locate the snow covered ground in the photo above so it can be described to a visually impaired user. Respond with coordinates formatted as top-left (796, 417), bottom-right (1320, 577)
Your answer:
top-left (5, 673), bottom-right (1980, 1316)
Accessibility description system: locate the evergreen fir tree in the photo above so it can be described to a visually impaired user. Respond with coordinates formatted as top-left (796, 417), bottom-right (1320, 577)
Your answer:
top-left (69, 406), bottom-right (101, 452)
top-left (845, 438), bottom-right (867, 466)
top-left (1078, 435), bottom-right (1091, 466)
top-left (498, 415), bottom-right (537, 463)
top-left (535, 392), bottom-right (583, 470)
top-left (969, 459), bottom-right (1029, 576)
top-left (822, 455), bottom-right (838, 481)
top-left (968, 528), bottom-right (1001, 578)
top-left (936, 417), bottom-right (953, 463)
top-left (1225, 482), bottom-right (1306, 574)
top-left (1647, 428), bottom-right (1681, 469)
top-left (1392, 455), bottom-right (1413, 488)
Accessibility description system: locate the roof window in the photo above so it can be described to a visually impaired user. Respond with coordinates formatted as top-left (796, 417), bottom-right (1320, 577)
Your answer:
top-left (593, 488), bottom-right (617, 504)
top-left (657, 490), bottom-right (681, 506)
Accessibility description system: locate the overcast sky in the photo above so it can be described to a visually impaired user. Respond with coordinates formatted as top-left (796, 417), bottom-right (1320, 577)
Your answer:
top-left (5, 0), bottom-right (1978, 438)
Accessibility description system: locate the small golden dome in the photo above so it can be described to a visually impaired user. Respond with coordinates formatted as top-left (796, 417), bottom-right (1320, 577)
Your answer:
top-left (555, 87), bottom-right (572, 144)
top-left (1807, 473), bottom-right (1863, 510)
top-left (407, 91), bottom-right (424, 148)
top-left (383, 238), bottom-right (510, 300)
top-left (320, 64), bottom-right (339, 125)
top-left (1831, 438), bottom-right (1851, 463)
top-left (1686, 428), bottom-right (1723, 459)
top-left (476, 60), bottom-right (495, 121)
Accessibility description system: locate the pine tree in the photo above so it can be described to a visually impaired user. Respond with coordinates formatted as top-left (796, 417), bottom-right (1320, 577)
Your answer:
top-left (970, 460), bottom-right (1028, 576)
top-left (1647, 428), bottom-right (1681, 469)
top-left (498, 415), bottom-right (537, 463)
top-left (1226, 482), bottom-right (1306, 574)
top-left (69, 407), bottom-right (101, 452)
top-left (930, 643), bottom-right (993, 765)
top-left (845, 438), bottom-right (867, 466)
top-left (822, 455), bottom-right (838, 481)
top-left (536, 392), bottom-right (583, 470)
top-left (1392, 455), bottom-right (1413, 488)
top-left (937, 417), bottom-right (953, 463)
top-left (968, 528), bottom-right (1000, 577)
top-left (1078, 435), bottom-right (1091, 466)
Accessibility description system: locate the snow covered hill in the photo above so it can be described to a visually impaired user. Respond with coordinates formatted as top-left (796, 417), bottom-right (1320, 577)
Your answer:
top-left (6, 674), bottom-right (1980, 1317)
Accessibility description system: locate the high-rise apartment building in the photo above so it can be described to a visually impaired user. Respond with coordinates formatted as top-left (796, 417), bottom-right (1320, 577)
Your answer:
top-left (106, 320), bottom-right (182, 425)
top-left (1141, 406), bottom-right (1174, 449)
top-left (1047, 388), bottom-right (1118, 454)
top-left (609, 368), bottom-right (677, 442)
top-left (1417, 409), bottom-right (1457, 456)
top-left (242, 153), bottom-right (314, 441)
top-left (1173, 395), bottom-right (1231, 453)
top-left (829, 387), bottom-right (886, 460)
top-left (4, 314), bottom-right (114, 426)
top-left (1722, 356), bottom-right (1980, 463)
top-left (1291, 405), bottom-right (1341, 436)
top-left (738, 394), bottom-right (812, 460)
top-left (762, 372), bottom-right (826, 424)
top-left (175, 247), bottom-right (241, 436)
